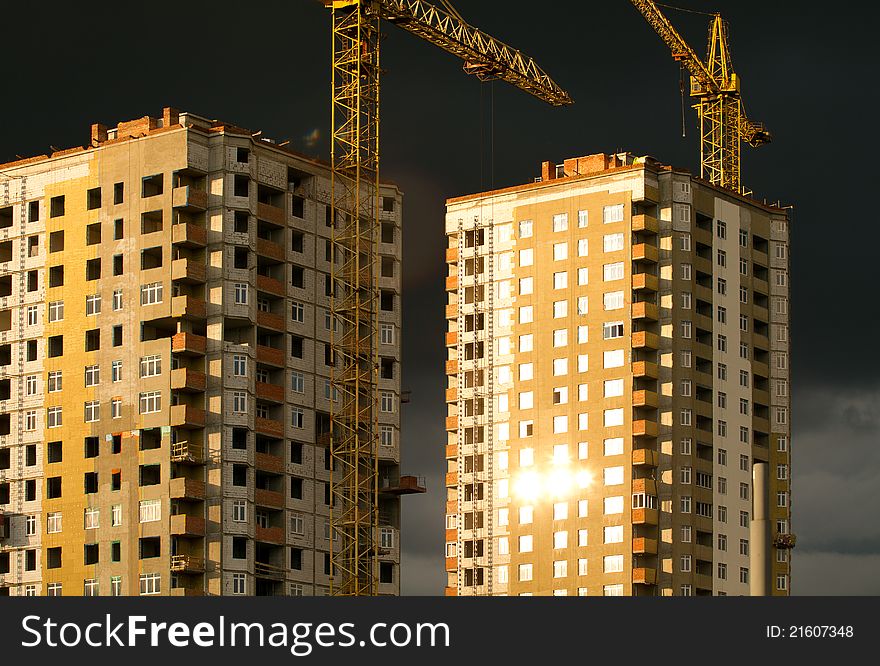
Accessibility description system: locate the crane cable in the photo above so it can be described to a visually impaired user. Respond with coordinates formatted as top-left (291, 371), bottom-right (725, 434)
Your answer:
top-left (479, 80), bottom-right (484, 193)
top-left (490, 81), bottom-right (495, 191)
top-left (655, 1), bottom-right (718, 140)
top-left (440, 0), bottom-right (467, 23)
top-left (679, 65), bottom-right (687, 138)
top-left (655, 2), bottom-right (717, 17)
top-left (478, 80), bottom-right (496, 191)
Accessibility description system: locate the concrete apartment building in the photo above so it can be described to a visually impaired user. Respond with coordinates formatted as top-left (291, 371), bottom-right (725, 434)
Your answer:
top-left (0, 107), bottom-right (406, 596)
top-left (444, 153), bottom-right (792, 596)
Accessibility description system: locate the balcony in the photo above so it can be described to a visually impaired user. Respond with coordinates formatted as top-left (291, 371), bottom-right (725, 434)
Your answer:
top-left (256, 237), bottom-right (285, 262)
top-left (632, 508), bottom-right (659, 525)
top-left (170, 477), bottom-right (206, 501)
top-left (632, 419), bottom-right (658, 438)
top-left (445, 415), bottom-right (458, 431)
top-left (380, 475), bottom-right (427, 496)
top-left (256, 345), bottom-right (285, 367)
top-left (633, 567), bottom-right (657, 585)
top-left (170, 404), bottom-right (206, 429)
top-left (632, 478), bottom-right (658, 496)
top-left (254, 561), bottom-right (286, 581)
top-left (752, 300), bottom-right (770, 319)
top-left (632, 214), bottom-right (659, 234)
top-left (255, 452), bottom-right (284, 474)
top-left (752, 361), bottom-right (770, 380)
top-left (632, 390), bottom-right (659, 408)
top-left (172, 295), bottom-right (207, 320)
top-left (171, 258), bottom-right (206, 284)
top-left (170, 514), bottom-right (206, 537)
top-left (445, 304), bottom-right (458, 318)
top-left (256, 417), bottom-right (284, 438)
top-left (170, 587), bottom-right (206, 597)
top-left (695, 574), bottom-right (714, 592)
top-left (256, 381), bottom-right (285, 403)
top-left (632, 243), bottom-right (659, 264)
top-left (172, 222), bottom-right (207, 248)
top-left (171, 555), bottom-right (205, 572)
top-left (695, 544), bottom-right (714, 564)
top-left (632, 331), bottom-right (660, 350)
top-left (257, 202), bottom-right (285, 226)
top-left (774, 533), bottom-right (797, 549)
top-left (632, 273), bottom-right (659, 292)
top-left (632, 538), bottom-right (658, 555)
top-left (445, 472), bottom-right (458, 487)
top-left (753, 388), bottom-right (771, 408)
top-left (445, 275), bottom-right (459, 291)
top-left (632, 301), bottom-right (659, 321)
top-left (446, 247), bottom-right (459, 263)
top-left (255, 488), bottom-right (284, 509)
top-left (172, 186), bottom-right (208, 211)
top-left (445, 331), bottom-right (458, 347)
top-left (257, 310), bottom-right (285, 332)
top-left (445, 387), bottom-right (458, 403)
top-left (445, 359), bottom-right (458, 375)
top-left (255, 526), bottom-right (285, 545)
top-left (632, 448), bottom-right (659, 467)
top-left (171, 437), bottom-right (204, 463)
top-left (172, 332), bottom-right (207, 356)
top-left (170, 554), bottom-right (206, 573)
top-left (752, 275), bottom-right (770, 294)
top-left (171, 368), bottom-right (206, 393)
top-left (445, 444), bottom-right (457, 459)
top-left (632, 361), bottom-right (658, 379)
top-left (256, 274), bottom-right (285, 297)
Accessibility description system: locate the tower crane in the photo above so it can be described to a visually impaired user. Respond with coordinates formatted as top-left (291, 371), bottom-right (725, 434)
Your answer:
top-left (628, 1), bottom-right (771, 193)
top-left (321, 0), bottom-right (571, 596)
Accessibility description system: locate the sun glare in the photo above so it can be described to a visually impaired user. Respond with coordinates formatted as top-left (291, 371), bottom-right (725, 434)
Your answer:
top-left (514, 467), bottom-right (593, 501)
top-left (514, 472), bottom-right (542, 502)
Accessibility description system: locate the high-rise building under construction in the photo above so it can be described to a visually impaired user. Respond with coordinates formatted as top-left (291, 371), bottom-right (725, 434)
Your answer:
top-left (444, 153), bottom-right (792, 596)
top-left (0, 108), bottom-right (412, 596)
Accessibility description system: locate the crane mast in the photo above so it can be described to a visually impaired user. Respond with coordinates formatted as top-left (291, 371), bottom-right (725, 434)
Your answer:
top-left (628, 0), bottom-right (770, 193)
top-left (323, 0), bottom-right (571, 596)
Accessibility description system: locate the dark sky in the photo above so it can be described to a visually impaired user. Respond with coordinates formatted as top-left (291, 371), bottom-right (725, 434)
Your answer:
top-left (4, 0), bottom-right (878, 594)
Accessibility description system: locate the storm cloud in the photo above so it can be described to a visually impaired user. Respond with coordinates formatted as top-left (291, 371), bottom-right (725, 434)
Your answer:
top-left (2, 0), bottom-right (877, 595)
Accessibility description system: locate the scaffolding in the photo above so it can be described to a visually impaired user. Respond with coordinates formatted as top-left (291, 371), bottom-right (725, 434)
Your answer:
top-left (454, 214), bottom-right (494, 595)
top-left (0, 173), bottom-right (29, 594)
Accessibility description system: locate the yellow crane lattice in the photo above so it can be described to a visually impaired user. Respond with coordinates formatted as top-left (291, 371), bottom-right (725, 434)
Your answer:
top-left (629, 1), bottom-right (771, 193)
top-left (322, 0), bottom-right (571, 596)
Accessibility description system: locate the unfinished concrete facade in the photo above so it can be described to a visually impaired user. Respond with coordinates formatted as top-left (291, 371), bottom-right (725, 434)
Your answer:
top-left (0, 108), bottom-right (406, 596)
top-left (444, 154), bottom-right (792, 596)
